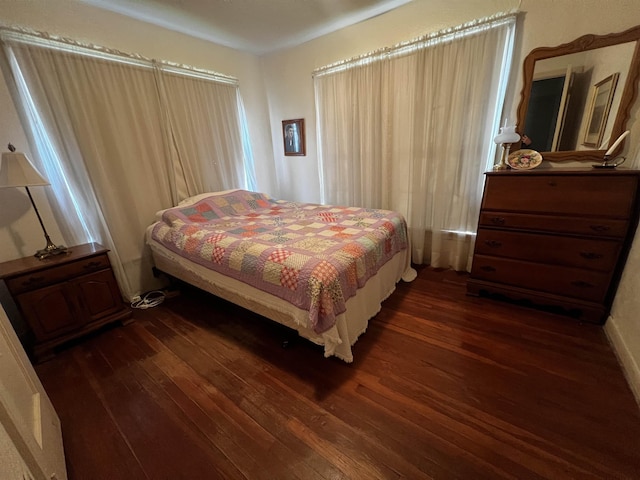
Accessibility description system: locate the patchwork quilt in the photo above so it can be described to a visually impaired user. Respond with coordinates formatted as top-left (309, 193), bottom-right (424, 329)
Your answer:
top-left (151, 190), bottom-right (409, 334)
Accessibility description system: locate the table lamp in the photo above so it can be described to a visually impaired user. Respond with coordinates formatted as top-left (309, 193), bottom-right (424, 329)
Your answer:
top-left (0, 143), bottom-right (67, 259)
top-left (493, 124), bottom-right (521, 171)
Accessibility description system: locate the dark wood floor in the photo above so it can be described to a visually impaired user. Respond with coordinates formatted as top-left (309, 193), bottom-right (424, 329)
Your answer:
top-left (35, 266), bottom-right (640, 479)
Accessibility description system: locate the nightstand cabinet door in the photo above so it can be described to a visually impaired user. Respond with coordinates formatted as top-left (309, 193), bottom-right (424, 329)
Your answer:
top-left (72, 269), bottom-right (125, 323)
top-left (15, 283), bottom-right (84, 342)
top-left (467, 170), bottom-right (640, 324)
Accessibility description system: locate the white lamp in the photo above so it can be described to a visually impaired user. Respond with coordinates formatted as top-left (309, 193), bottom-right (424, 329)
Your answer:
top-left (493, 124), bottom-right (521, 171)
top-left (0, 144), bottom-right (67, 259)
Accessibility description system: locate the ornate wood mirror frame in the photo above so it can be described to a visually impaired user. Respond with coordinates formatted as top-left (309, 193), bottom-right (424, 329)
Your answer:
top-left (516, 25), bottom-right (640, 162)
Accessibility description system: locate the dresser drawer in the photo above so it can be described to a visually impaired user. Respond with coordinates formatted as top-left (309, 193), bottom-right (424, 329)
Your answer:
top-left (482, 175), bottom-right (637, 218)
top-left (5, 253), bottom-right (111, 295)
top-left (479, 212), bottom-right (629, 238)
top-left (470, 255), bottom-right (610, 302)
top-left (475, 228), bottom-right (622, 271)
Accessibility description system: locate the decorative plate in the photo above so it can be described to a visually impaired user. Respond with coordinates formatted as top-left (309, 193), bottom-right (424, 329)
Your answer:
top-left (507, 149), bottom-right (543, 170)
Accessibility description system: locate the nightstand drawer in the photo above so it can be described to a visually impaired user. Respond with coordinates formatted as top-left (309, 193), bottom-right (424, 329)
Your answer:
top-left (6, 253), bottom-right (111, 295)
top-left (478, 212), bottom-right (629, 238)
top-left (475, 228), bottom-right (621, 271)
top-left (470, 255), bottom-right (610, 302)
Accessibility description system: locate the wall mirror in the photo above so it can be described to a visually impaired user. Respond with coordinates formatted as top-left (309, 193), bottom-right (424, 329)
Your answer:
top-left (516, 25), bottom-right (640, 162)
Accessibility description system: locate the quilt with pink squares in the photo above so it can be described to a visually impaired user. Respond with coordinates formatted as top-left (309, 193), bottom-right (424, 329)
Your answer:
top-left (151, 190), bottom-right (409, 334)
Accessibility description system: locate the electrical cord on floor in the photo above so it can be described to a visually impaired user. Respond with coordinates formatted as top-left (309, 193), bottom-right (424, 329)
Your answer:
top-left (130, 290), bottom-right (166, 309)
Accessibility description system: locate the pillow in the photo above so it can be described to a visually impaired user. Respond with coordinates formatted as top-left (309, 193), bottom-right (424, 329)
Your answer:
top-left (177, 189), bottom-right (241, 206)
top-left (154, 190), bottom-right (241, 221)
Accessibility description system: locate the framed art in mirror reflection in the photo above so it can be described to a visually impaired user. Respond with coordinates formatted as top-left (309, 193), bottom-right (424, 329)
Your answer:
top-left (583, 72), bottom-right (619, 148)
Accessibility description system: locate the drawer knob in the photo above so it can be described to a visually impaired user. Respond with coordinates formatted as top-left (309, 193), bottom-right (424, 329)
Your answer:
top-left (83, 261), bottom-right (102, 269)
top-left (484, 240), bottom-right (502, 248)
top-left (489, 217), bottom-right (505, 225)
top-left (571, 280), bottom-right (594, 288)
top-left (22, 276), bottom-right (45, 286)
top-left (590, 225), bottom-right (610, 233)
top-left (548, 181), bottom-right (558, 187)
top-left (580, 252), bottom-right (604, 260)
top-left (480, 265), bottom-right (496, 272)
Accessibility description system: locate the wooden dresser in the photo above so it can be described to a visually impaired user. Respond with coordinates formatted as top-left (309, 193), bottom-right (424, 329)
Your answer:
top-left (467, 169), bottom-right (640, 324)
top-left (0, 243), bottom-right (132, 361)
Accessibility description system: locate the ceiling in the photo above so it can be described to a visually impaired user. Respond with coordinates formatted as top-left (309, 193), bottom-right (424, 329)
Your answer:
top-left (81, 0), bottom-right (412, 55)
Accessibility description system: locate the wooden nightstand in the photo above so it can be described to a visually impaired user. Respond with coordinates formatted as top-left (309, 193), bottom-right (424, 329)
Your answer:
top-left (0, 243), bottom-right (132, 362)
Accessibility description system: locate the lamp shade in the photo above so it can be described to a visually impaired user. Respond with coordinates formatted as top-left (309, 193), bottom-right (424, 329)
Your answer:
top-left (494, 125), bottom-right (520, 145)
top-left (0, 151), bottom-right (49, 188)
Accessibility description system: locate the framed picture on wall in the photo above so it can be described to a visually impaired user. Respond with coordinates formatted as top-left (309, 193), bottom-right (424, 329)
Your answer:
top-left (282, 118), bottom-right (306, 156)
top-left (583, 72), bottom-right (619, 148)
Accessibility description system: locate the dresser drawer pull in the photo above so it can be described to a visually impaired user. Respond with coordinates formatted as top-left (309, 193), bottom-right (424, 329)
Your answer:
top-left (579, 252), bottom-right (604, 260)
top-left (548, 181), bottom-right (558, 187)
top-left (22, 276), bottom-right (45, 286)
top-left (590, 225), bottom-right (610, 233)
top-left (489, 217), bottom-right (505, 225)
top-left (484, 240), bottom-right (502, 248)
top-left (571, 280), bottom-right (594, 288)
top-left (480, 266), bottom-right (496, 272)
top-left (83, 261), bottom-right (103, 269)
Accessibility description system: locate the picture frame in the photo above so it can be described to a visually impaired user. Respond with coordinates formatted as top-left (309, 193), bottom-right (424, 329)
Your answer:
top-left (282, 118), bottom-right (305, 156)
top-left (582, 72), bottom-right (619, 148)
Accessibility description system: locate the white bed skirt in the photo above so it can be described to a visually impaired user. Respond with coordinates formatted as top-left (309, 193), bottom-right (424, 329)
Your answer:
top-left (146, 226), bottom-right (415, 362)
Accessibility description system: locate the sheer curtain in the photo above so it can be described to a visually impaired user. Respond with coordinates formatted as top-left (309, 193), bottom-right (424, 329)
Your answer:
top-left (315, 60), bottom-right (388, 208)
top-left (1, 29), bottom-right (256, 299)
top-left (156, 68), bottom-right (251, 199)
top-left (314, 14), bottom-right (516, 271)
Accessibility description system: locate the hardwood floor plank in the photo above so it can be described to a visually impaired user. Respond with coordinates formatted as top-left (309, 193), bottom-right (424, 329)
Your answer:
top-left (35, 354), bottom-right (148, 480)
top-left (100, 335), bottom-right (264, 479)
top-left (364, 317), bottom-right (637, 476)
top-left (128, 322), bottom-right (326, 480)
top-left (76, 329), bottom-right (247, 480)
top-left (146, 309), bottom-right (349, 479)
top-left (33, 266), bottom-right (640, 479)
top-left (258, 368), bottom-right (458, 479)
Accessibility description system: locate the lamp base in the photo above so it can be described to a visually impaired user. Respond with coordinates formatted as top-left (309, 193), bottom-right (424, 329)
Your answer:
top-left (35, 242), bottom-right (68, 260)
top-left (493, 144), bottom-right (512, 171)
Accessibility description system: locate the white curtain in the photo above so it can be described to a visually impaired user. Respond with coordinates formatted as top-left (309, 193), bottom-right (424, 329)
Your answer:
top-left (156, 68), bottom-right (250, 199)
top-left (314, 14), bottom-right (516, 271)
top-left (1, 30), bottom-right (255, 299)
top-left (315, 60), bottom-right (388, 208)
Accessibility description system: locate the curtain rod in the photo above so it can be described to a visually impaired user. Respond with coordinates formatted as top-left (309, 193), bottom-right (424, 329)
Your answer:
top-left (312, 10), bottom-right (518, 77)
top-left (0, 25), bottom-right (239, 86)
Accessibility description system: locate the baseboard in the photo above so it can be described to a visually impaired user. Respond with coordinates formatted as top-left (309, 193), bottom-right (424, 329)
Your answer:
top-left (605, 316), bottom-right (640, 407)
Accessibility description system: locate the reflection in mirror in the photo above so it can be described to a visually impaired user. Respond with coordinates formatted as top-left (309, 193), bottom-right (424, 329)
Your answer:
top-left (516, 25), bottom-right (640, 162)
top-left (525, 43), bottom-right (634, 152)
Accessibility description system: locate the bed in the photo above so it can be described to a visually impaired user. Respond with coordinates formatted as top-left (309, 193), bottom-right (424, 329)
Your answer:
top-left (145, 189), bottom-right (416, 362)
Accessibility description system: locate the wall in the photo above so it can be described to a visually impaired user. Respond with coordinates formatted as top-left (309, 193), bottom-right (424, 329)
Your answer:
top-left (0, 0), bottom-right (275, 262)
